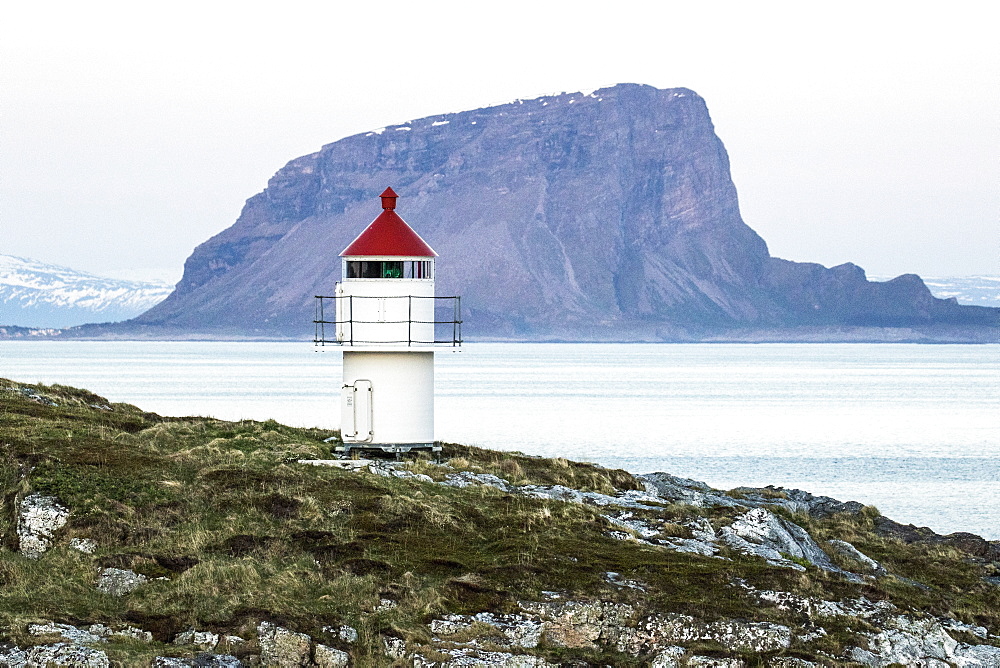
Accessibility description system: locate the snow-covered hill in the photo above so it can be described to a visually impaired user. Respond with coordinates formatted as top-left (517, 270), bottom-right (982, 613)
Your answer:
top-left (0, 255), bottom-right (173, 328)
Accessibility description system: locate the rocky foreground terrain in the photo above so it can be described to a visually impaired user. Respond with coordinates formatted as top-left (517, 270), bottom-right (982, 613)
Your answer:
top-left (2, 380), bottom-right (1000, 666)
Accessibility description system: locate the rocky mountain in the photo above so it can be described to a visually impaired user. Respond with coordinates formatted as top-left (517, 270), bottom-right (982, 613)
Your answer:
top-left (0, 254), bottom-right (172, 328)
top-left (875, 275), bottom-right (1000, 308)
top-left (130, 84), bottom-right (997, 340)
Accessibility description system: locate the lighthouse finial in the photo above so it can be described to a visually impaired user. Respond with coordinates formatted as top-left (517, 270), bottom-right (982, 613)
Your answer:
top-left (380, 187), bottom-right (398, 210)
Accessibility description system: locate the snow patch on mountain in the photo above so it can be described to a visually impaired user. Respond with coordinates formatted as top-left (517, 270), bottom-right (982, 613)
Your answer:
top-left (0, 255), bottom-right (173, 328)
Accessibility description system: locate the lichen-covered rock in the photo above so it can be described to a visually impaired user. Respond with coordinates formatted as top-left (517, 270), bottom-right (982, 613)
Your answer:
top-left (174, 629), bottom-right (220, 651)
top-left (152, 655), bottom-right (242, 667)
top-left (719, 507), bottom-right (842, 573)
top-left (29, 622), bottom-right (104, 644)
top-left (431, 612), bottom-right (544, 649)
top-left (257, 621), bottom-right (312, 667)
top-left (615, 614), bottom-right (792, 654)
top-left (518, 599), bottom-right (635, 649)
top-left (0, 642), bottom-right (110, 667)
top-left (687, 657), bottom-right (746, 668)
top-left (735, 578), bottom-right (896, 620)
top-left (848, 615), bottom-right (1000, 667)
top-left (152, 658), bottom-right (194, 667)
top-left (69, 537), bottom-right (98, 554)
top-left (17, 493), bottom-right (69, 558)
top-left (337, 626), bottom-right (357, 644)
top-left (314, 643), bottom-right (349, 667)
top-left (638, 473), bottom-right (743, 508)
top-left (827, 539), bottom-right (887, 576)
top-left (88, 623), bottom-right (153, 643)
top-left (96, 567), bottom-right (148, 596)
top-left (413, 647), bottom-right (555, 667)
top-left (649, 645), bottom-right (686, 667)
top-left (381, 636), bottom-right (406, 660)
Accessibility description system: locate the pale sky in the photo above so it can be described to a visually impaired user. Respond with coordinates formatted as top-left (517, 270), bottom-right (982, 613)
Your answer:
top-left (2, 1), bottom-right (997, 283)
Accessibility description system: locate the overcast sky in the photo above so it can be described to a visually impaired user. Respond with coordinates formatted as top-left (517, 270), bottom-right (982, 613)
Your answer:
top-left (2, 1), bottom-right (997, 283)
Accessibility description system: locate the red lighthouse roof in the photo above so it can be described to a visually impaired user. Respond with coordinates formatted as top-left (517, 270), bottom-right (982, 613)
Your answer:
top-left (340, 188), bottom-right (437, 257)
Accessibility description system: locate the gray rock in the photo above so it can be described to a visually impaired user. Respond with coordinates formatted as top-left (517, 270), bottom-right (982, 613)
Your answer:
top-left (0, 642), bottom-right (110, 667)
top-left (615, 614), bottom-right (792, 654)
top-left (152, 658), bottom-right (196, 667)
top-left (638, 473), bottom-right (744, 508)
top-left (431, 612), bottom-right (544, 649)
top-left (827, 539), bottom-right (888, 576)
top-left (940, 617), bottom-right (989, 640)
top-left (735, 578), bottom-right (897, 621)
top-left (29, 622), bottom-right (103, 644)
top-left (153, 656), bottom-right (243, 668)
top-left (849, 615), bottom-right (1000, 667)
top-left (69, 537), bottom-right (98, 554)
top-left (336, 626), bottom-right (358, 644)
top-left (952, 643), bottom-right (1000, 666)
top-left (174, 630), bottom-right (220, 651)
top-left (687, 657), bottom-right (746, 668)
top-left (17, 493), bottom-right (69, 558)
top-left (313, 643), bottom-right (349, 667)
top-left (96, 567), bottom-right (148, 596)
top-left (517, 599), bottom-right (635, 650)
top-left (604, 571), bottom-right (645, 590)
top-left (381, 636), bottom-right (406, 660)
top-left (718, 507), bottom-right (852, 577)
top-left (649, 646), bottom-right (686, 667)
top-left (774, 488), bottom-right (866, 518)
top-left (442, 471), bottom-right (513, 492)
top-left (413, 648), bottom-right (555, 667)
top-left (663, 537), bottom-right (719, 556)
top-left (87, 623), bottom-right (153, 643)
top-left (194, 656), bottom-right (241, 668)
top-left (257, 622), bottom-right (312, 667)
top-left (602, 511), bottom-right (661, 541)
top-left (770, 658), bottom-right (819, 667)
top-left (366, 461), bottom-right (434, 483)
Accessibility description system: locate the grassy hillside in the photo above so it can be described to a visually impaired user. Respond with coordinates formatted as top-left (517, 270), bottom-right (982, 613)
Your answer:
top-left (1, 379), bottom-right (999, 666)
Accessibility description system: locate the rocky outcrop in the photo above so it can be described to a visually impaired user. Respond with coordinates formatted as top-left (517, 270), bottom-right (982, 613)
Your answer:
top-left (120, 83), bottom-right (997, 340)
top-left (0, 642), bottom-right (110, 667)
top-left (95, 567), bottom-right (148, 596)
top-left (718, 507), bottom-right (846, 574)
top-left (17, 493), bottom-right (69, 558)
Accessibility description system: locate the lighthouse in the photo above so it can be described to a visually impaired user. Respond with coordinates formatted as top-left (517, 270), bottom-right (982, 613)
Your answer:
top-left (314, 188), bottom-right (461, 455)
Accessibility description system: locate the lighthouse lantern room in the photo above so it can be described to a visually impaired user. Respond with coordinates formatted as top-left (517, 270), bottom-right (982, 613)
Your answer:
top-left (314, 188), bottom-right (461, 456)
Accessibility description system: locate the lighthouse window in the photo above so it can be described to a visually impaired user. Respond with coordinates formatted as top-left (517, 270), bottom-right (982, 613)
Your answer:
top-left (346, 260), bottom-right (433, 279)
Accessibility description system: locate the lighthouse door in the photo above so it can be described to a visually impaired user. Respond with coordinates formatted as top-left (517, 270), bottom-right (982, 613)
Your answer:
top-left (341, 380), bottom-right (373, 442)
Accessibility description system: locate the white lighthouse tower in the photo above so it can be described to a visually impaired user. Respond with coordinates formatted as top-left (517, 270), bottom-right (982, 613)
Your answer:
top-left (314, 188), bottom-right (461, 455)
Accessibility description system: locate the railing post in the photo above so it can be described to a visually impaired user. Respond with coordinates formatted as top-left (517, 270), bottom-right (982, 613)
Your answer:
top-left (408, 295), bottom-right (412, 346)
top-left (319, 297), bottom-right (325, 346)
top-left (349, 295), bottom-right (354, 346)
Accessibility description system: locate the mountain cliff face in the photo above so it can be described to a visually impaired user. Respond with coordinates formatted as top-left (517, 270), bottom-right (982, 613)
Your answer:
top-left (133, 84), bottom-right (997, 339)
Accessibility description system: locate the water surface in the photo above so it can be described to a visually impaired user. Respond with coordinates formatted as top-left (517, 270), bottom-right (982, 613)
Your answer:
top-left (2, 341), bottom-right (997, 538)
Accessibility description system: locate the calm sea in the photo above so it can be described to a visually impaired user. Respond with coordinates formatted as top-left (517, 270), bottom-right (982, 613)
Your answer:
top-left (2, 341), bottom-right (997, 539)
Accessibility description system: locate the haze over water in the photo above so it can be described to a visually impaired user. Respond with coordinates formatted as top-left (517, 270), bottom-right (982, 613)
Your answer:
top-left (2, 341), bottom-right (997, 538)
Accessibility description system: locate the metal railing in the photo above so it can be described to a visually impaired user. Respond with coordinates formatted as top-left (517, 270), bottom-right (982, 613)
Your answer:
top-left (314, 294), bottom-right (462, 347)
